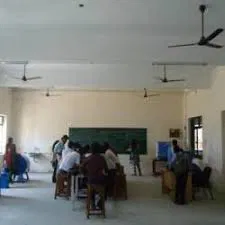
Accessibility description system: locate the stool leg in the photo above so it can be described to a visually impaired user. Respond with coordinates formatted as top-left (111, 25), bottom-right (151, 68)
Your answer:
top-left (86, 186), bottom-right (91, 219)
top-left (113, 183), bottom-right (117, 201)
top-left (124, 180), bottom-right (128, 200)
top-left (71, 175), bottom-right (75, 211)
top-left (66, 176), bottom-right (71, 200)
top-left (101, 192), bottom-right (106, 218)
top-left (54, 183), bottom-right (58, 199)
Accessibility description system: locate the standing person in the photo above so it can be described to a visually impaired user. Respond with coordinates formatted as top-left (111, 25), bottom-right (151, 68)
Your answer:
top-left (82, 142), bottom-right (108, 209)
top-left (126, 143), bottom-right (134, 169)
top-left (131, 139), bottom-right (142, 176)
top-left (171, 140), bottom-right (190, 205)
top-left (52, 135), bottom-right (68, 183)
top-left (4, 137), bottom-right (17, 183)
top-left (103, 142), bottom-right (120, 197)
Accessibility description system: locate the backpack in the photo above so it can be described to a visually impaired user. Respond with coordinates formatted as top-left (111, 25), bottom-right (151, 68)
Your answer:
top-left (173, 152), bottom-right (189, 176)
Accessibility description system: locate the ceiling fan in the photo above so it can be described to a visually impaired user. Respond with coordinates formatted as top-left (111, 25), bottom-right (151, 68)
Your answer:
top-left (168, 4), bottom-right (224, 49)
top-left (42, 88), bottom-right (61, 98)
top-left (154, 65), bottom-right (185, 83)
top-left (144, 88), bottom-right (160, 98)
top-left (12, 63), bottom-right (42, 82)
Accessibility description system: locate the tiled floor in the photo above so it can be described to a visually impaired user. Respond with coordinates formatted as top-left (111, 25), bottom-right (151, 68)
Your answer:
top-left (0, 173), bottom-right (225, 225)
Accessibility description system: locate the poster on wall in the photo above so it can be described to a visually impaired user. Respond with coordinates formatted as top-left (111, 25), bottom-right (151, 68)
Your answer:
top-left (169, 128), bottom-right (181, 138)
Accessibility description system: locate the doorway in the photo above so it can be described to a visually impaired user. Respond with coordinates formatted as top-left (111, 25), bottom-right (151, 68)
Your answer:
top-left (189, 116), bottom-right (203, 158)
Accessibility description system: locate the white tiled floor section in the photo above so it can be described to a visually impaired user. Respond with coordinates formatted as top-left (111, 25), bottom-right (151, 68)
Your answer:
top-left (0, 173), bottom-right (225, 225)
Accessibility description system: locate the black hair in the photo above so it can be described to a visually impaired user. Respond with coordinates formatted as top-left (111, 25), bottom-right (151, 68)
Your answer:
top-left (131, 139), bottom-right (137, 149)
top-left (80, 144), bottom-right (90, 155)
top-left (68, 141), bottom-right (74, 149)
top-left (8, 137), bottom-right (13, 143)
top-left (84, 144), bottom-right (90, 152)
top-left (103, 142), bottom-right (110, 151)
top-left (91, 142), bottom-right (101, 154)
top-left (61, 135), bottom-right (69, 141)
top-left (74, 142), bottom-right (81, 149)
top-left (172, 139), bottom-right (178, 146)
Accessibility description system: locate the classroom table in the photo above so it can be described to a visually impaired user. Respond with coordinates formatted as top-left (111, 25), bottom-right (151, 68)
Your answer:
top-left (161, 168), bottom-right (192, 203)
top-left (152, 158), bottom-right (167, 176)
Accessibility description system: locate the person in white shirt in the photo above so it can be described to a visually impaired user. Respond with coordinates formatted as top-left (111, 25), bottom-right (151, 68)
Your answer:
top-left (62, 140), bottom-right (74, 160)
top-left (104, 146), bottom-right (119, 170)
top-left (103, 142), bottom-right (120, 197)
top-left (58, 142), bottom-right (80, 173)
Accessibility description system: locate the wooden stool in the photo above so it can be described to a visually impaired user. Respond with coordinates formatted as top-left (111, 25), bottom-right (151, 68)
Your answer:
top-left (113, 174), bottom-right (127, 200)
top-left (54, 171), bottom-right (71, 200)
top-left (86, 184), bottom-right (106, 219)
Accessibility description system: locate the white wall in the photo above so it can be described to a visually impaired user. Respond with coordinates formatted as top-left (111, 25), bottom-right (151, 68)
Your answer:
top-left (11, 89), bottom-right (184, 174)
top-left (186, 67), bottom-right (225, 186)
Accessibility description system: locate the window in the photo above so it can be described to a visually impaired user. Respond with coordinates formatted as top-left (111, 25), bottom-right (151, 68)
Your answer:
top-left (189, 116), bottom-right (203, 158)
top-left (0, 115), bottom-right (7, 154)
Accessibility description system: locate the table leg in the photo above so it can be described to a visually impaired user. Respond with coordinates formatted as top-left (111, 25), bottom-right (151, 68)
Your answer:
top-left (71, 175), bottom-right (75, 211)
top-left (75, 176), bottom-right (79, 198)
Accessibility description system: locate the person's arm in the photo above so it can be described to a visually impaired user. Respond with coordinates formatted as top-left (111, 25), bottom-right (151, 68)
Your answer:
top-left (53, 142), bottom-right (60, 153)
top-left (54, 142), bottom-right (64, 156)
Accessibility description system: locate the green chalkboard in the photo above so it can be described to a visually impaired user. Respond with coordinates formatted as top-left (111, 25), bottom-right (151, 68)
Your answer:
top-left (69, 127), bottom-right (147, 155)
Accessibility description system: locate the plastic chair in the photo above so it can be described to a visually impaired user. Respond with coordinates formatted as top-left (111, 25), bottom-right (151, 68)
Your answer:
top-left (12, 154), bottom-right (29, 183)
top-left (193, 166), bottom-right (214, 200)
top-left (201, 166), bottom-right (214, 200)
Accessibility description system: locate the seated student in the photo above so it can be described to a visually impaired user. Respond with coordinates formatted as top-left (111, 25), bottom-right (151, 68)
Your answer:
top-left (80, 144), bottom-right (91, 162)
top-left (82, 142), bottom-right (108, 209)
top-left (58, 141), bottom-right (80, 175)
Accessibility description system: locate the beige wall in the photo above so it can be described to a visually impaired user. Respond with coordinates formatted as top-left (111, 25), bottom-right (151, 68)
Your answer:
top-left (0, 88), bottom-right (12, 166)
top-left (186, 67), bottom-right (225, 184)
top-left (0, 88), bottom-right (12, 137)
top-left (11, 89), bottom-right (184, 174)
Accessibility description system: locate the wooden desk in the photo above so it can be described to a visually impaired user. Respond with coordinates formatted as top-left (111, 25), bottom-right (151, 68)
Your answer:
top-left (161, 169), bottom-right (192, 202)
top-left (152, 158), bottom-right (167, 176)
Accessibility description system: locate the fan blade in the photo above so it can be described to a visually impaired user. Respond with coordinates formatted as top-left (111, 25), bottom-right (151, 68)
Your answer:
top-left (204, 28), bottom-right (224, 43)
top-left (205, 43), bottom-right (223, 49)
top-left (153, 77), bottom-right (161, 80)
top-left (11, 76), bottom-right (22, 80)
top-left (148, 94), bottom-right (160, 97)
top-left (168, 43), bottom-right (197, 48)
top-left (26, 76), bottom-right (42, 80)
top-left (49, 94), bottom-right (61, 97)
top-left (167, 79), bottom-right (185, 82)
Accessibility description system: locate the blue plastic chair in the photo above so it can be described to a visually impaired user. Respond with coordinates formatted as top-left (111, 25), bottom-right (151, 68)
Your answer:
top-left (13, 154), bottom-right (29, 183)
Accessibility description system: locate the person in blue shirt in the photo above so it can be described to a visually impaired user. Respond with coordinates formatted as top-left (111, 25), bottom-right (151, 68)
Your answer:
top-left (52, 135), bottom-right (68, 183)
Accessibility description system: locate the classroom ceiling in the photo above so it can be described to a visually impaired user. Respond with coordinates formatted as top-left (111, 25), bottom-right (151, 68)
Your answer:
top-left (0, 0), bottom-right (224, 90)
